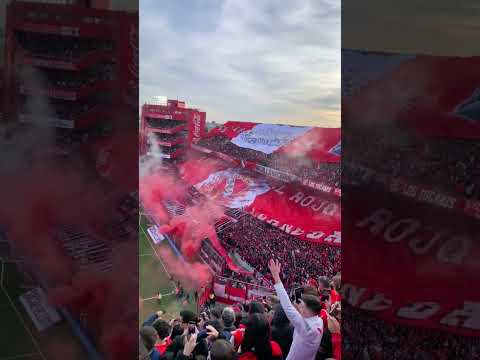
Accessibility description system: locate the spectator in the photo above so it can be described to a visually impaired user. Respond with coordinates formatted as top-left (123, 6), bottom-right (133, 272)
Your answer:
top-left (139, 337), bottom-right (150, 360)
top-left (269, 259), bottom-right (323, 360)
top-left (327, 314), bottom-right (341, 360)
top-left (143, 310), bottom-right (165, 327)
top-left (221, 307), bottom-right (237, 333)
top-left (248, 301), bottom-right (265, 316)
top-left (152, 319), bottom-right (172, 356)
top-left (271, 304), bottom-right (294, 357)
top-left (237, 313), bottom-right (282, 360)
top-left (139, 326), bottom-right (162, 360)
top-left (318, 276), bottom-right (330, 291)
top-left (210, 339), bottom-right (236, 360)
top-left (166, 310), bottom-right (209, 358)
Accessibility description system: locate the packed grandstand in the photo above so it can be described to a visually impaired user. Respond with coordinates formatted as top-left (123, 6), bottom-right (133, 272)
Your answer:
top-left (139, 119), bottom-right (342, 360)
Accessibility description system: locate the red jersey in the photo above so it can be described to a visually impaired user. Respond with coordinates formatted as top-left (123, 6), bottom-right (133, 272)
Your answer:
top-left (320, 309), bottom-right (328, 329)
top-left (332, 333), bottom-right (341, 360)
top-left (155, 336), bottom-right (172, 355)
top-left (232, 326), bottom-right (246, 351)
top-left (330, 289), bottom-right (341, 304)
top-left (238, 341), bottom-right (282, 360)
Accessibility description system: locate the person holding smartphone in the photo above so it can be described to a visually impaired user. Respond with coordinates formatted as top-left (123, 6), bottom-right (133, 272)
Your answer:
top-left (165, 310), bottom-right (209, 358)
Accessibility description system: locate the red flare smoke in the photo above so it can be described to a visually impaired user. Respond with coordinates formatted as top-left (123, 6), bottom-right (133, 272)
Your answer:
top-left (158, 247), bottom-right (212, 290)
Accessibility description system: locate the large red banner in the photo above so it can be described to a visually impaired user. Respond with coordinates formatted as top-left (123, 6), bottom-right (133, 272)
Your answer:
top-left (246, 183), bottom-right (341, 246)
top-left (179, 158), bottom-right (341, 246)
top-left (343, 186), bottom-right (480, 336)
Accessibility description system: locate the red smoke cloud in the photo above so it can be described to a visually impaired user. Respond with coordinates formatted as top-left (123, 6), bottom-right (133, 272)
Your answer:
top-left (140, 171), bottom-right (187, 223)
top-left (48, 242), bottom-right (139, 360)
top-left (178, 155), bottom-right (229, 185)
top-left (1, 144), bottom-right (137, 359)
top-left (0, 161), bottom-right (117, 285)
top-left (158, 247), bottom-right (212, 290)
top-left (140, 154), bottom-right (224, 292)
top-left (159, 200), bottom-right (224, 258)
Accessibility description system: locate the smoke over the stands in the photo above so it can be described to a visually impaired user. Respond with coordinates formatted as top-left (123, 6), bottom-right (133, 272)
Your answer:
top-left (140, 150), bottom-right (222, 288)
top-left (279, 128), bottom-right (335, 169)
top-left (0, 65), bottom-right (139, 359)
top-left (139, 132), bottom-right (165, 177)
top-left (47, 241), bottom-right (139, 360)
top-left (159, 247), bottom-right (212, 290)
top-left (159, 200), bottom-right (224, 259)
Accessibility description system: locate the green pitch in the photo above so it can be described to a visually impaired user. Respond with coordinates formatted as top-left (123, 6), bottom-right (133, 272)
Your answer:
top-left (0, 268), bottom-right (43, 359)
top-left (139, 214), bottom-right (197, 325)
top-left (0, 259), bottom-right (87, 359)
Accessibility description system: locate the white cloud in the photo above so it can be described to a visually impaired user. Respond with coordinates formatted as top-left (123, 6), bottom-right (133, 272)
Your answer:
top-left (140, 0), bottom-right (340, 126)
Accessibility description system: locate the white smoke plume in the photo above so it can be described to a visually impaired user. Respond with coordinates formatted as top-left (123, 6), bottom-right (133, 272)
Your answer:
top-left (139, 132), bottom-right (166, 178)
top-left (0, 65), bottom-right (55, 174)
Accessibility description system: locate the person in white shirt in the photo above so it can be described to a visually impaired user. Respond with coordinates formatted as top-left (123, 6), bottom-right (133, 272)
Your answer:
top-left (268, 259), bottom-right (324, 360)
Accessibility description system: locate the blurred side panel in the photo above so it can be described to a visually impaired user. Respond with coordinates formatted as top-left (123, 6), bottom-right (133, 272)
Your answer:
top-left (342, 1), bottom-right (480, 358)
top-left (0, 1), bottom-right (138, 359)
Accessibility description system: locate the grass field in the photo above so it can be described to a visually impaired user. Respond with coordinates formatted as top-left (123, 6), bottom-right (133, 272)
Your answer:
top-left (0, 261), bottom-right (43, 359)
top-left (0, 259), bottom-right (88, 359)
top-left (139, 214), bottom-right (197, 325)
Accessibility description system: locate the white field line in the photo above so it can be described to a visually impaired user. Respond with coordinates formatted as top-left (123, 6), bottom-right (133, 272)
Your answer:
top-left (139, 220), bottom-right (176, 291)
top-left (140, 290), bottom-right (175, 302)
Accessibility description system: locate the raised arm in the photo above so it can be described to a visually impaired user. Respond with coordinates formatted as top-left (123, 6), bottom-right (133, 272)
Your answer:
top-left (268, 259), bottom-right (307, 334)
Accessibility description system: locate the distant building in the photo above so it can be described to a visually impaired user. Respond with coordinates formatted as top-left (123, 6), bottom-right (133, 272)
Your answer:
top-left (140, 99), bottom-right (206, 162)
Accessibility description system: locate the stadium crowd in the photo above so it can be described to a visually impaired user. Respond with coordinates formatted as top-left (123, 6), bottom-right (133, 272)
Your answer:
top-left (342, 304), bottom-right (480, 360)
top-left (197, 137), bottom-right (341, 188)
top-left (219, 215), bottom-right (341, 289)
top-left (346, 126), bottom-right (480, 201)
top-left (139, 260), bottom-right (342, 360)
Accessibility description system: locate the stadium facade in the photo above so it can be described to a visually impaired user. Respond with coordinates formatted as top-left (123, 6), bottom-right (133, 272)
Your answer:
top-left (140, 99), bottom-right (206, 160)
top-left (0, 1), bottom-right (139, 358)
top-left (3, 0), bottom-right (137, 130)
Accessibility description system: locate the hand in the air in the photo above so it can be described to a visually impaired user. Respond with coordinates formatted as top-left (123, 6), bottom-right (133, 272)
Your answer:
top-left (268, 259), bottom-right (282, 284)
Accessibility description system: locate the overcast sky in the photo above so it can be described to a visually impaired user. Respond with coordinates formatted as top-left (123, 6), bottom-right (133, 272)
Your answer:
top-left (343, 0), bottom-right (480, 56)
top-left (140, 0), bottom-right (340, 127)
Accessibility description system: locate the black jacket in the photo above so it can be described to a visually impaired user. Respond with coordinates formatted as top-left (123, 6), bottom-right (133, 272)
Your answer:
top-left (316, 328), bottom-right (333, 360)
top-left (271, 305), bottom-right (294, 358)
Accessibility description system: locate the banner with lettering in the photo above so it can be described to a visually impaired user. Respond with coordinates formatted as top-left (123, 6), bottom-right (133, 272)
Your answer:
top-left (207, 122), bottom-right (341, 163)
top-left (179, 159), bottom-right (341, 246)
top-left (246, 183), bottom-right (341, 246)
top-left (343, 186), bottom-right (480, 336)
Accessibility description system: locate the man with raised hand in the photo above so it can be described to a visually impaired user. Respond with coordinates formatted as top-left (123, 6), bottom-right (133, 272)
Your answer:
top-left (268, 259), bottom-right (323, 360)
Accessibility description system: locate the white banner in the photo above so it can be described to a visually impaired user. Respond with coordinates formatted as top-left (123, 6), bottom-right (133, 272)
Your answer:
top-left (231, 124), bottom-right (312, 154)
top-left (147, 226), bottom-right (165, 244)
